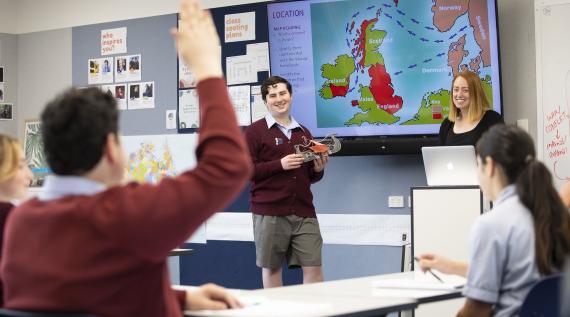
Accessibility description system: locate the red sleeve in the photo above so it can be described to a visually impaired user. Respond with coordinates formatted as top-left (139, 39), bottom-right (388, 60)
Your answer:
top-left (175, 289), bottom-right (186, 311)
top-left (92, 77), bottom-right (253, 261)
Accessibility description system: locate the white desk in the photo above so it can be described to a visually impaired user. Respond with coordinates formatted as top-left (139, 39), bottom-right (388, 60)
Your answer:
top-left (183, 271), bottom-right (464, 317)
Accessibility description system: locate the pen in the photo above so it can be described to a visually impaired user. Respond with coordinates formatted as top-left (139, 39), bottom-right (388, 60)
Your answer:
top-left (414, 256), bottom-right (445, 284)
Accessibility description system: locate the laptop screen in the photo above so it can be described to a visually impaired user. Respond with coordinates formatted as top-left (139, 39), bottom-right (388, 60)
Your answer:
top-left (421, 146), bottom-right (479, 186)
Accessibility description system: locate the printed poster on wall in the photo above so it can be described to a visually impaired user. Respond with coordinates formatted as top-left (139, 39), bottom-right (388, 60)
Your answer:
top-left (178, 89), bottom-right (199, 129)
top-left (128, 81), bottom-right (154, 110)
top-left (228, 85), bottom-right (251, 126)
top-left (0, 103), bottom-right (12, 120)
top-left (0, 83), bottom-right (4, 102)
top-left (88, 57), bottom-right (114, 85)
top-left (115, 54), bottom-right (141, 83)
top-left (179, 44), bottom-right (221, 88)
top-left (101, 27), bottom-right (127, 56)
top-left (101, 84), bottom-right (127, 110)
top-left (224, 12), bottom-right (256, 43)
top-left (166, 110), bottom-right (177, 130)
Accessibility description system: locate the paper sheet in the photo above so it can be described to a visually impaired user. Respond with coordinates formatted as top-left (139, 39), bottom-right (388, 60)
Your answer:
top-left (187, 299), bottom-right (333, 317)
top-left (372, 271), bottom-right (466, 290)
top-left (228, 85), bottom-right (251, 126)
top-left (179, 89), bottom-right (200, 129)
top-left (226, 55), bottom-right (257, 85)
top-left (246, 42), bottom-right (270, 72)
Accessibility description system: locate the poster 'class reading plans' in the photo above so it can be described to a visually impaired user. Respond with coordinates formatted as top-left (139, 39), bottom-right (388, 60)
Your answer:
top-left (88, 57), bottom-right (114, 85)
top-left (178, 89), bottom-right (199, 129)
top-left (101, 84), bottom-right (127, 110)
top-left (115, 54), bottom-right (141, 83)
top-left (101, 27), bottom-right (127, 56)
top-left (128, 81), bottom-right (155, 110)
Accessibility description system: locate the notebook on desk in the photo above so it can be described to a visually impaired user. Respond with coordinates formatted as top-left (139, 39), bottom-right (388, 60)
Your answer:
top-left (421, 145), bottom-right (479, 186)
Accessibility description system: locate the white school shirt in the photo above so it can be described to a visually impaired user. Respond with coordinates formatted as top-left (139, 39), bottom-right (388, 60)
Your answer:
top-left (462, 185), bottom-right (540, 317)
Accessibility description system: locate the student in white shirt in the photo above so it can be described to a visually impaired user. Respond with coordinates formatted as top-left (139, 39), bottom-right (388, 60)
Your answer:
top-left (419, 124), bottom-right (570, 317)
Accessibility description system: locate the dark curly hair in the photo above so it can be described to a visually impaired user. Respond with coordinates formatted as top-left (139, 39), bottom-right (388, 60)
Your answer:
top-left (261, 76), bottom-right (292, 102)
top-left (41, 87), bottom-right (119, 175)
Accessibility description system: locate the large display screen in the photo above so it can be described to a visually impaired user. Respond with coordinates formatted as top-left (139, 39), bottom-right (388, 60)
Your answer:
top-left (267, 0), bottom-right (501, 137)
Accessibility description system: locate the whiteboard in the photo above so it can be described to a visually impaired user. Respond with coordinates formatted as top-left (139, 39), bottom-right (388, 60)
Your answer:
top-left (411, 187), bottom-right (482, 264)
top-left (535, 0), bottom-right (570, 189)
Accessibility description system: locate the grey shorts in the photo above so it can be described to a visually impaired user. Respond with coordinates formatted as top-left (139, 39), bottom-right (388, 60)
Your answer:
top-left (253, 214), bottom-right (323, 269)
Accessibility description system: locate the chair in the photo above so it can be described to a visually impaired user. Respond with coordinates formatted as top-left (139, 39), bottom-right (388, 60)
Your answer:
top-left (0, 309), bottom-right (99, 317)
top-left (519, 274), bottom-right (562, 317)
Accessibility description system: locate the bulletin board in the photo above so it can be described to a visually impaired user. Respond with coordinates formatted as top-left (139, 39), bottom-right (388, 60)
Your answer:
top-left (177, 2), bottom-right (270, 133)
top-left (72, 14), bottom-right (178, 136)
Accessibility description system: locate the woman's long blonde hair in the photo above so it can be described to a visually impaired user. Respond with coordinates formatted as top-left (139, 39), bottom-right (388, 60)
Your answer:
top-left (448, 71), bottom-right (491, 123)
top-left (0, 135), bottom-right (22, 182)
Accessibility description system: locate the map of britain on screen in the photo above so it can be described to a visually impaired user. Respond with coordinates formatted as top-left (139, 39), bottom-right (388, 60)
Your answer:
top-left (311, 0), bottom-right (496, 129)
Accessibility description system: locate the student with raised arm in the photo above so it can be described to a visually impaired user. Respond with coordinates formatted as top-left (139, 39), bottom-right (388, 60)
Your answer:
top-left (1, 1), bottom-right (251, 316)
top-left (419, 125), bottom-right (570, 317)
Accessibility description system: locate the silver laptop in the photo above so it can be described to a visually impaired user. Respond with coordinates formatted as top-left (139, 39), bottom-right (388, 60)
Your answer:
top-left (421, 146), bottom-right (479, 186)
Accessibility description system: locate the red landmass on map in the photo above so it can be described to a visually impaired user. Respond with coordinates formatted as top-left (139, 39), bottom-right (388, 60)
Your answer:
top-left (431, 0), bottom-right (468, 32)
top-left (354, 18), bottom-right (378, 69)
top-left (468, 0), bottom-right (491, 66)
top-left (330, 83), bottom-right (349, 97)
top-left (368, 64), bottom-right (403, 114)
top-left (351, 100), bottom-right (359, 107)
top-left (448, 34), bottom-right (468, 77)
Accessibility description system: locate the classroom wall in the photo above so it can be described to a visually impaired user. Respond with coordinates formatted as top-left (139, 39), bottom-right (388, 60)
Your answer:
top-left (0, 33), bottom-right (18, 138)
top-left (0, 0), bottom-right (18, 34)
top-left (497, 0), bottom-right (537, 141)
top-left (0, 0), bottom-right (541, 286)
top-left (12, 0), bottom-right (270, 34)
top-left (16, 29), bottom-right (72, 141)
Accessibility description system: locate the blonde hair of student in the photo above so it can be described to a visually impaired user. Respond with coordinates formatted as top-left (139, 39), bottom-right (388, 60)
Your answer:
top-left (0, 135), bottom-right (22, 183)
top-left (448, 71), bottom-right (491, 123)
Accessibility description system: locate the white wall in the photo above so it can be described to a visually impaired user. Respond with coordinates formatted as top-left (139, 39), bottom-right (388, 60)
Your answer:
top-left (14, 0), bottom-right (270, 34)
top-left (0, 33), bottom-right (18, 138)
top-left (0, 0), bottom-right (18, 34)
top-left (16, 29), bottom-right (72, 141)
top-left (497, 0), bottom-right (538, 141)
top-left (0, 0), bottom-right (539, 142)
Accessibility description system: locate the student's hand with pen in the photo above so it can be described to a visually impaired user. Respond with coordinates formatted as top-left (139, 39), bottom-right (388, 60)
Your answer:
top-left (185, 283), bottom-right (244, 311)
top-left (418, 253), bottom-right (468, 277)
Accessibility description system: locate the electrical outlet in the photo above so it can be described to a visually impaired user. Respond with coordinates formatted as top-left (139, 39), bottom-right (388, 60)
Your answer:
top-left (388, 195), bottom-right (404, 208)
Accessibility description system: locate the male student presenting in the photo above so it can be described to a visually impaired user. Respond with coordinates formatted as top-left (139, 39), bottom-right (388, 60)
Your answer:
top-left (245, 76), bottom-right (329, 288)
top-left (1, 1), bottom-right (251, 316)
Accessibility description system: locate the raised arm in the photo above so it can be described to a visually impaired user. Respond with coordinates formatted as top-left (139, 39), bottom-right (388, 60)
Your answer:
top-left (98, 0), bottom-right (252, 261)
